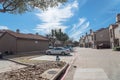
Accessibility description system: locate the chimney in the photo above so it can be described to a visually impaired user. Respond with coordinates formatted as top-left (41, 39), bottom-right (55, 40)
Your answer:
top-left (36, 32), bottom-right (39, 35)
top-left (90, 29), bottom-right (93, 33)
top-left (82, 35), bottom-right (84, 37)
top-left (116, 13), bottom-right (120, 23)
top-left (16, 29), bottom-right (20, 33)
top-left (86, 32), bottom-right (87, 36)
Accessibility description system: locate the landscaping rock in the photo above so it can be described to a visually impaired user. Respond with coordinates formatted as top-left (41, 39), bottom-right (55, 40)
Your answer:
top-left (0, 61), bottom-right (65, 80)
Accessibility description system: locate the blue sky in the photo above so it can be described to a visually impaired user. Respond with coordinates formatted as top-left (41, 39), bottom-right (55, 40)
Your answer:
top-left (0, 0), bottom-right (120, 41)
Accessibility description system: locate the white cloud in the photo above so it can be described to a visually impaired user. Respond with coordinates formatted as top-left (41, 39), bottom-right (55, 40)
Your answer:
top-left (34, 0), bottom-right (79, 34)
top-left (0, 26), bottom-right (9, 30)
top-left (70, 18), bottom-right (86, 32)
top-left (69, 18), bottom-right (90, 41)
top-left (34, 0), bottom-right (89, 41)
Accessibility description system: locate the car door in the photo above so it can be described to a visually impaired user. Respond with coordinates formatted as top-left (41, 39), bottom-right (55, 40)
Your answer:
top-left (55, 48), bottom-right (61, 54)
top-left (51, 49), bottom-right (55, 54)
top-left (54, 48), bottom-right (59, 54)
top-left (57, 48), bottom-right (63, 54)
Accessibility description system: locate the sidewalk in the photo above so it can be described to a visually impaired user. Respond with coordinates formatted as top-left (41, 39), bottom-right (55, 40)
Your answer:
top-left (0, 60), bottom-right (25, 73)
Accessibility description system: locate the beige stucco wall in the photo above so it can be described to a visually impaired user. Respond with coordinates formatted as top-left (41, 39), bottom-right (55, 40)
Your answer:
top-left (16, 39), bottom-right (49, 53)
top-left (90, 32), bottom-right (96, 48)
top-left (85, 37), bottom-right (88, 43)
top-left (109, 25), bottom-right (113, 48)
top-left (0, 33), bottom-right (17, 53)
top-left (114, 24), bottom-right (120, 45)
top-left (79, 38), bottom-right (84, 47)
top-left (96, 28), bottom-right (110, 42)
top-left (88, 35), bottom-right (92, 42)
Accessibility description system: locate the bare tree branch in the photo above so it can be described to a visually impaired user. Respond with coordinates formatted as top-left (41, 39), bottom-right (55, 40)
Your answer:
top-left (0, 0), bottom-right (67, 14)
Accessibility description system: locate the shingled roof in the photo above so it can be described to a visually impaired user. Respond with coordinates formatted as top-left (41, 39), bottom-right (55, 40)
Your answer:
top-left (0, 30), bottom-right (5, 37)
top-left (1, 30), bottom-right (48, 41)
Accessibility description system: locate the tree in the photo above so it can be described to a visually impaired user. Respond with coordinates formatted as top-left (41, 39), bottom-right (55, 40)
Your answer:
top-left (65, 38), bottom-right (73, 46)
top-left (46, 29), bottom-right (69, 47)
top-left (73, 41), bottom-right (79, 47)
top-left (0, 0), bottom-right (67, 14)
top-left (52, 29), bottom-right (69, 45)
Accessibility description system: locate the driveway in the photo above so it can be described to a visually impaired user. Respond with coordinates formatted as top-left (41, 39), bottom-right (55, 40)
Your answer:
top-left (64, 47), bottom-right (120, 80)
top-left (0, 59), bottom-right (25, 73)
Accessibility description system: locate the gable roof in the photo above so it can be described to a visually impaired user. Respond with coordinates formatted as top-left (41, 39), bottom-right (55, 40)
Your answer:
top-left (0, 30), bottom-right (5, 37)
top-left (0, 30), bottom-right (48, 41)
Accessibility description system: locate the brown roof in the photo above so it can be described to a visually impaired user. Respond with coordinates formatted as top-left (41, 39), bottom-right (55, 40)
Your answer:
top-left (0, 30), bottom-right (5, 37)
top-left (96, 27), bottom-right (109, 33)
top-left (111, 24), bottom-right (118, 29)
top-left (1, 30), bottom-right (48, 41)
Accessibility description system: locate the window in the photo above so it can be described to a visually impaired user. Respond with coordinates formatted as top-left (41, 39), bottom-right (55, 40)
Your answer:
top-left (55, 48), bottom-right (63, 50)
top-left (35, 41), bottom-right (38, 44)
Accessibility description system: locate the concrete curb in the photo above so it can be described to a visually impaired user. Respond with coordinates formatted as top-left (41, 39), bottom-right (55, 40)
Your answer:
top-left (50, 63), bottom-right (69, 80)
top-left (3, 58), bottom-right (69, 80)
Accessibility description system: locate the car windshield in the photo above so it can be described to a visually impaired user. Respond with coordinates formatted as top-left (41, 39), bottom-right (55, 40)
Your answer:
top-left (54, 47), bottom-right (64, 50)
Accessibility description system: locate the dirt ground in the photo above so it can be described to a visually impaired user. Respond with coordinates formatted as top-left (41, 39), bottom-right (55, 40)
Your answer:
top-left (0, 61), bottom-right (65, 80)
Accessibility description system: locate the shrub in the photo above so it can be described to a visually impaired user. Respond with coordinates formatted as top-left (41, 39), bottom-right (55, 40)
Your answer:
top-left (4, 51), bottom-right (14, 55)
top-left (113, 46), bottom-right (120, 51)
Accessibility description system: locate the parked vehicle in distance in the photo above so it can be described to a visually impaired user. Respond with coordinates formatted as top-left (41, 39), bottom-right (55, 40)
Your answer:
top-left (64, 46), bottom-right (74, 52)
top-left (46, 47), bottom-right (70, 55)
top-left (49, 46), bottom-right (54, 49)
top-left (97, 43), bottom-right (110, 49)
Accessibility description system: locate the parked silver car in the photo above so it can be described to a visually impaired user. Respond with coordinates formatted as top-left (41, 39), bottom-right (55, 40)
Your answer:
top-left (46, 47), bottom-right (70, 55)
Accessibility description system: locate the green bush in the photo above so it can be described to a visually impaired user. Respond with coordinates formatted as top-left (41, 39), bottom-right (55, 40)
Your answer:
top-left (113, 46), bottom-right (120, 51)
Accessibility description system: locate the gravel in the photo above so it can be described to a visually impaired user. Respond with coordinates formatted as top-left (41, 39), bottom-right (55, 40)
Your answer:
top-left (0, 61), bottom-right (65, 80)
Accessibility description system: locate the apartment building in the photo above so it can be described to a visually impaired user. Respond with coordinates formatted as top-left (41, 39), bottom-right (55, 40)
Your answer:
top-left (0, 30), bottom-right (49, 54)
top-left (109, 14), bottom-right (120, 48)
top-left (79, 36), bottom-right (85, 47)
top-left (94, 28), bottom-right (110, 49)
top-left (79, 28), bottom-right (110, 49)
top-left (89, 29), bottom-right (96, 48)
top-left (84, 33), bottom-right (93, 48)
top-left (79, 14), bottom-right (120, 49)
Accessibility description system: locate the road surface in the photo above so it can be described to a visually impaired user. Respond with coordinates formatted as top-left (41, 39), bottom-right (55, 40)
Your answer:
top-left (64, 47), bottom-right (120, 80)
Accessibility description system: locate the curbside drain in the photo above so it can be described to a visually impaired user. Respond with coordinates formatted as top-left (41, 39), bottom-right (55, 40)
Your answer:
top-left (48, 71), bottom-right (57, 74)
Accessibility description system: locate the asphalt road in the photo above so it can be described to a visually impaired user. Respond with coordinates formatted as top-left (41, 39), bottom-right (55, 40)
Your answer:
top-left (64, 47), bottom-right (120, 80)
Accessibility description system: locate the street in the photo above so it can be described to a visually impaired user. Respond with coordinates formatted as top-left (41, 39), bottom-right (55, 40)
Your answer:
top-left (64, 47), bottom-right (120, 80)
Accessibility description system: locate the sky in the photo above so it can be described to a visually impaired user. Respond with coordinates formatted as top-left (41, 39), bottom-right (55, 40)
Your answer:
top-left (0, 0), bottom-right (120, 41)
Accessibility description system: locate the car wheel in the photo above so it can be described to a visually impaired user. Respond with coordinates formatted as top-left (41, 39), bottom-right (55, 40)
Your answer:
top-left (47, 51), bottom-right (51, 55)
top-left (61, 52), bottom-right (65, 55)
